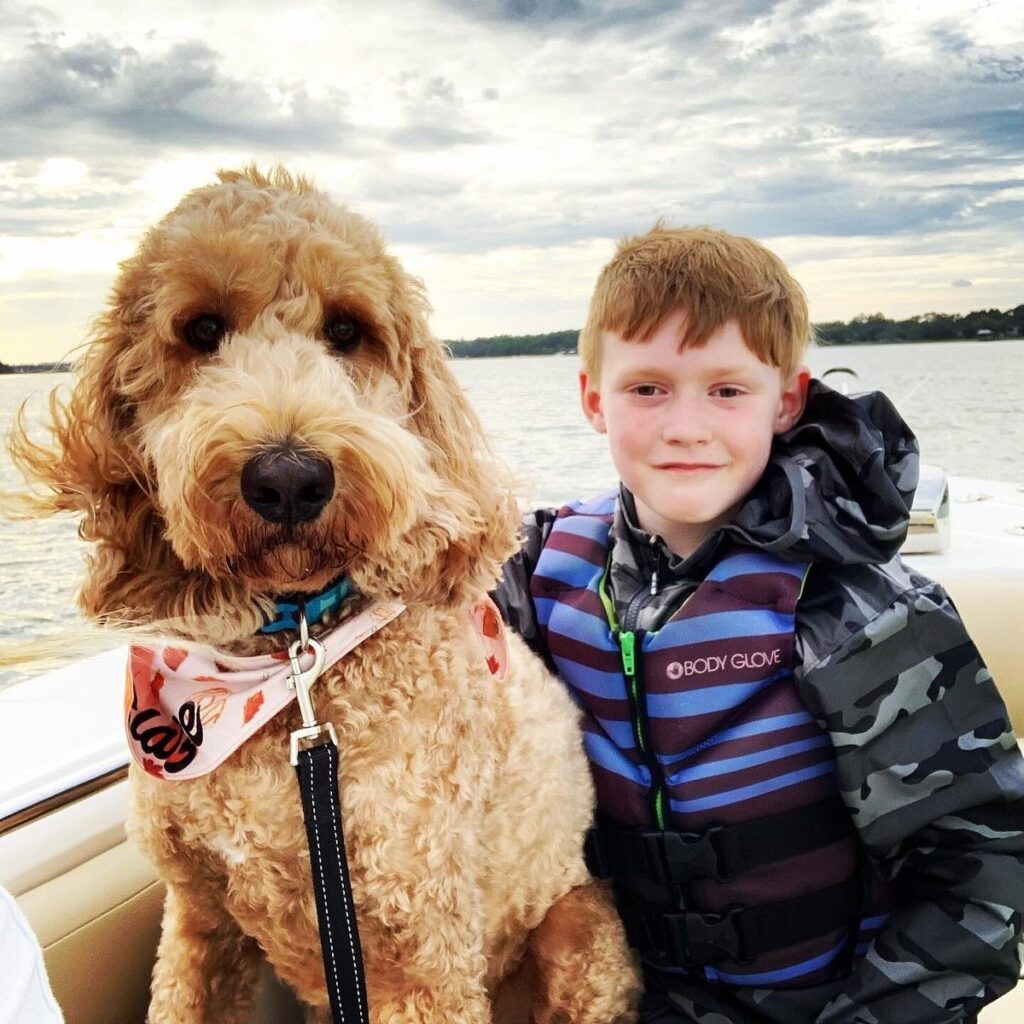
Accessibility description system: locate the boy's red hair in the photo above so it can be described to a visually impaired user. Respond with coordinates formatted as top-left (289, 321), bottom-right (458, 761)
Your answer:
top-left (579, 226), bottom-right (810, 378)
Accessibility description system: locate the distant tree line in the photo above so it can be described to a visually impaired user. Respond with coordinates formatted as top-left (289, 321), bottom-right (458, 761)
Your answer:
top-left (0, 359), bottom-right (73, 373)
top-left (446, 304), bottom-right (1022, 357)
top-left (814, 305), bottom-right (1023, 345)
top-left (447, 330), bottom-right (580, 357)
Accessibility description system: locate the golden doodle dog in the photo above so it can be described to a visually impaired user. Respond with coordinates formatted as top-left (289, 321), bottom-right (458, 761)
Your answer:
top-left (8, 167), bottom-right (640, 1023)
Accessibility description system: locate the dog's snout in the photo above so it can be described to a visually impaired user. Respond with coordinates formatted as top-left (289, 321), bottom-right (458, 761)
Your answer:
top-left (240, 447), bottom-right (335, 525)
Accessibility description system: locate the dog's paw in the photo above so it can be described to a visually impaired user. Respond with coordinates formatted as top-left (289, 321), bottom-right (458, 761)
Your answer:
top-left (529, 882), bottom-right (641, 1024)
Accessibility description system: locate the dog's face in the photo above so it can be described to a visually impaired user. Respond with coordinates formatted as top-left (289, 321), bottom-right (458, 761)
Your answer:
top-left (16, 168), bottom-right (517, 638)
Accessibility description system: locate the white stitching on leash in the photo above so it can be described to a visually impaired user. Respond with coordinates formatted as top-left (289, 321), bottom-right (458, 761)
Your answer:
top-left (308, 752), bottom-right (344, 1019)
top-left (328, 743), bottom-right (368, 1024)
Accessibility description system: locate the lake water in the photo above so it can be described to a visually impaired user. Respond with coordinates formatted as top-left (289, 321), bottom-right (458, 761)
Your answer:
top-left (1, 339), bottom-right (1022, 682)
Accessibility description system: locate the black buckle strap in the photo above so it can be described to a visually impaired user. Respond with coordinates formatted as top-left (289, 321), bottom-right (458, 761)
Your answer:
top-left (621, 878), bottom-right (860, 969)
top-left (622, 905), bottom-right (746, 965)
top-left (586, 823), bottom-right (726, 883)
top-left (663, 908), bottom-right (746, 966)
top-left (641, 827), bottom-right (725, 884)
top-left (586, 796), bottom-right (854, 887)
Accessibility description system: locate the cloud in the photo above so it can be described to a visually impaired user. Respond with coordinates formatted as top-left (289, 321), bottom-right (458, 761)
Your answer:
top-left (952, 278), bottom-right (973, 287)
top-left (387, 73), bottom-right (493, 149)
top-left (1, 0), bottom-right (1023, 360)
top-left (443, 0), bottom-right (587, 25)
top-left (444, 0), bottom-right (769, 37)
top-left (0, 34), bottom-right (357, 160)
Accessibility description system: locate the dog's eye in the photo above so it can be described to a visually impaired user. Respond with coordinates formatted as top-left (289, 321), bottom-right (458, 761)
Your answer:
top-left (182, 314), bottom-right (227, 353)
top-left (324, 314), bottom-right (362, 352)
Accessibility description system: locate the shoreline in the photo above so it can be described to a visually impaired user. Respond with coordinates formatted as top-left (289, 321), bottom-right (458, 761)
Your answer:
top-left (3, 332), bottom-right (1022, 373)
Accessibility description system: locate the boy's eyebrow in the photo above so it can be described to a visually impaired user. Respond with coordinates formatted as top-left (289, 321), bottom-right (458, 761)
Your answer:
top-left (615, 362), bottom-right (767, 379)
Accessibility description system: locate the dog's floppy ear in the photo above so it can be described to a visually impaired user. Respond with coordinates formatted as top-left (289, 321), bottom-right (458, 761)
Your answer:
top-left (388, 267), bottom-right (521, 601)
top-left (5, 259), bottom-right (253, 632)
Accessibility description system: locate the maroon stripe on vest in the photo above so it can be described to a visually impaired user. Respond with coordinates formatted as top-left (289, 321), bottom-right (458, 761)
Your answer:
top-left (575, 694), bottom-right (632, 723)
top-left (678, 718), bottom-right (827, 764)
top-left (669, 770), bottom-right (842, 831)
top-left (669, 745), bottom-right (835, 803)
top-left (534, 583), bottom-right (607, 621)
top-left (646, 675), bottom-right (810, 761)
top-left (715, 571), bottom-right (804, 613)
top-left (589, 761), bottom-right (652, 825)
top-left (540, 528), bottom-right (609, 562)
top-left (546, 630), bottom-right (621, 673)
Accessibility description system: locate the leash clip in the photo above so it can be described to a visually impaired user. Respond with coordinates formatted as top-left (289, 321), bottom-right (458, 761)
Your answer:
top-left (287, 614), bottom-right (337, 765)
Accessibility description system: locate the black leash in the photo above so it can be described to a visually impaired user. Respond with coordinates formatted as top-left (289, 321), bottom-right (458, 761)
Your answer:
top-left (287, 608), bottom-right (369, 1024)
top-left (295, 741), bottom-right (369, 1023)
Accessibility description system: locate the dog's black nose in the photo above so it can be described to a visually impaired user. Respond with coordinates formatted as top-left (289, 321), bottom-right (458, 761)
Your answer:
top-left (240, 448), bottom-right (335, 525)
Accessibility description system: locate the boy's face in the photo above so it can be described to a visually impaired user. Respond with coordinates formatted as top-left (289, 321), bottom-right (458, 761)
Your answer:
top-left (580, 311), bottom-right (809, 558)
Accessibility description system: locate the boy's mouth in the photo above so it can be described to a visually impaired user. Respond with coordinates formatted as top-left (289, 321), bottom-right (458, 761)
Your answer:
top-left (656, 462), bottom-right (723, 471)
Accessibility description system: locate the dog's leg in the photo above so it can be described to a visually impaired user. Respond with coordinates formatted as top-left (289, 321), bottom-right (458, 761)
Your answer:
top-left (302, 969), bottom-right (493, 1024)
top-left (361, 966), bottom-right (493, 1024)
top-left (527, 880), bottom-right (641, 1024)
top-left (148, 882), bottom-right (262, 1024)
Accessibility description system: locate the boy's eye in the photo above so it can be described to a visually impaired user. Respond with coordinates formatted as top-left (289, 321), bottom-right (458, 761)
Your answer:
top-left (713, 386), bottom-right (745, 398)
top-left (632, 384), bottom-right (662, 397)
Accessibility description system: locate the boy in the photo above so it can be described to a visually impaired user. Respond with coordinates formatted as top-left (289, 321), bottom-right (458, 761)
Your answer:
top-left (494, 227), bottom-right (1024, 1023)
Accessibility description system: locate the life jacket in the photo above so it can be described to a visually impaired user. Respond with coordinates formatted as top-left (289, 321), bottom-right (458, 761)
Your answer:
top-left (531, 492), bottom-right (892, 988)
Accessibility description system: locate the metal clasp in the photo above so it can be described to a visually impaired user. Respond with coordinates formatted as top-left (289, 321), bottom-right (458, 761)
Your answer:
top-left (287, 611), bottom-right (337, 765)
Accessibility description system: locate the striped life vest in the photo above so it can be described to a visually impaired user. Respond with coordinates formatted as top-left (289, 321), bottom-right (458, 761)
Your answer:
top-left (531, 492), bottom-right (891, 988)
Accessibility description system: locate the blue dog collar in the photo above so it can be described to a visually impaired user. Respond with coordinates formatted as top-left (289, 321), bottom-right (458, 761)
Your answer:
top-left (259, 577), bottom-right (353, 634)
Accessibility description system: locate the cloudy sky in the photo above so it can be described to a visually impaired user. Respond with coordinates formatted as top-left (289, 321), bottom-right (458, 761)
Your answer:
top-left (1, 0), bottom-right (1022, 364)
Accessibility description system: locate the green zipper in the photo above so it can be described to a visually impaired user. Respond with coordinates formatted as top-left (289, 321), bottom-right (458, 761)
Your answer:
top-left (619, 629), bottom-right (645, 752)
top-left (616, 627), bottom-right (666, 828)
top-left (620, 628), bottom-right (636, 677)
top-left (600, 556), bottom-right (666, 828)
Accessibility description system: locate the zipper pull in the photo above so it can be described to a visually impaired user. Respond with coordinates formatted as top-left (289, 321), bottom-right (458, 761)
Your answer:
top-left (619, 630), bottom-right (636, 678)
top-left (649, 533), bottom-right (661, 597)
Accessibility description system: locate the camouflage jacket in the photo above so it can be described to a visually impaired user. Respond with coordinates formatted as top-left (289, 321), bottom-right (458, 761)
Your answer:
top-left (494, 382), bottom-right (1024, 1023)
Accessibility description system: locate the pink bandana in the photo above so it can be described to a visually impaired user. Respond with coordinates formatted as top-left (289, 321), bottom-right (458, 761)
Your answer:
top-left (124, 598), bottom-right (508, 781)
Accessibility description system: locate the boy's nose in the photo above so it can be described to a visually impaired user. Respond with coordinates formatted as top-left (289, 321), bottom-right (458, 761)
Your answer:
top-left (662, 398), bottom-right (713, 444)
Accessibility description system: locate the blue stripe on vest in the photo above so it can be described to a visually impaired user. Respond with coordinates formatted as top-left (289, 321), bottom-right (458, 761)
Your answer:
top-left (666, 735), bottom-right (831, 785)
top-left (669, 761), bottom-right (835, 813)
top-left (596, 717), bottom-right (637, 750)
top-left (537, 600), bottom-right (613, 646)
top-left (645, 669), bottom-right (789, 718)
top-left (533, 550), bottom-right (606, 589)
top-left (551, 656), bottom-right (625, 700)
top-left (706, 552), bottom-right (807, 582)
top-left (584, 732), bottom-right (651, 787)
top-left (653, 609), bottom-right (793, 646)
top-left (660, 711), bottom-right (818, 764)
top-left (713, 936), bottom-right (848, 986)
top-left (546, 512), bottom-right (614, 541)
top-left (566, 492), bottom-right (617, 517)
top-left (861, 914), bottom-right (892, 930)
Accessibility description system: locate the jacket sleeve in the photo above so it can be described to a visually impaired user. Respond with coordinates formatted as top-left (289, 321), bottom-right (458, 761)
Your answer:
top-left (491, 507), bottom-right (558, 663)
top-left (796, 574), bottom-right (1024, 1024)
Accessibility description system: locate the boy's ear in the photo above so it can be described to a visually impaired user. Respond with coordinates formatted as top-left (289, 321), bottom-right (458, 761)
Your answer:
top-left (579, 370), bottom-right (607, 434)
top-left (774, 366), bottom-right (811, 434)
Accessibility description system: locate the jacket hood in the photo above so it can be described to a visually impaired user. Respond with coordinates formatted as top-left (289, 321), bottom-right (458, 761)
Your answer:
top-left (725, 379), bottom-right (919, 566)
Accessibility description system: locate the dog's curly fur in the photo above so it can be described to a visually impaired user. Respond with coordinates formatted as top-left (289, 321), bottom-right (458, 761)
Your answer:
top-left (7, 167), bottom-right (640, 1023)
